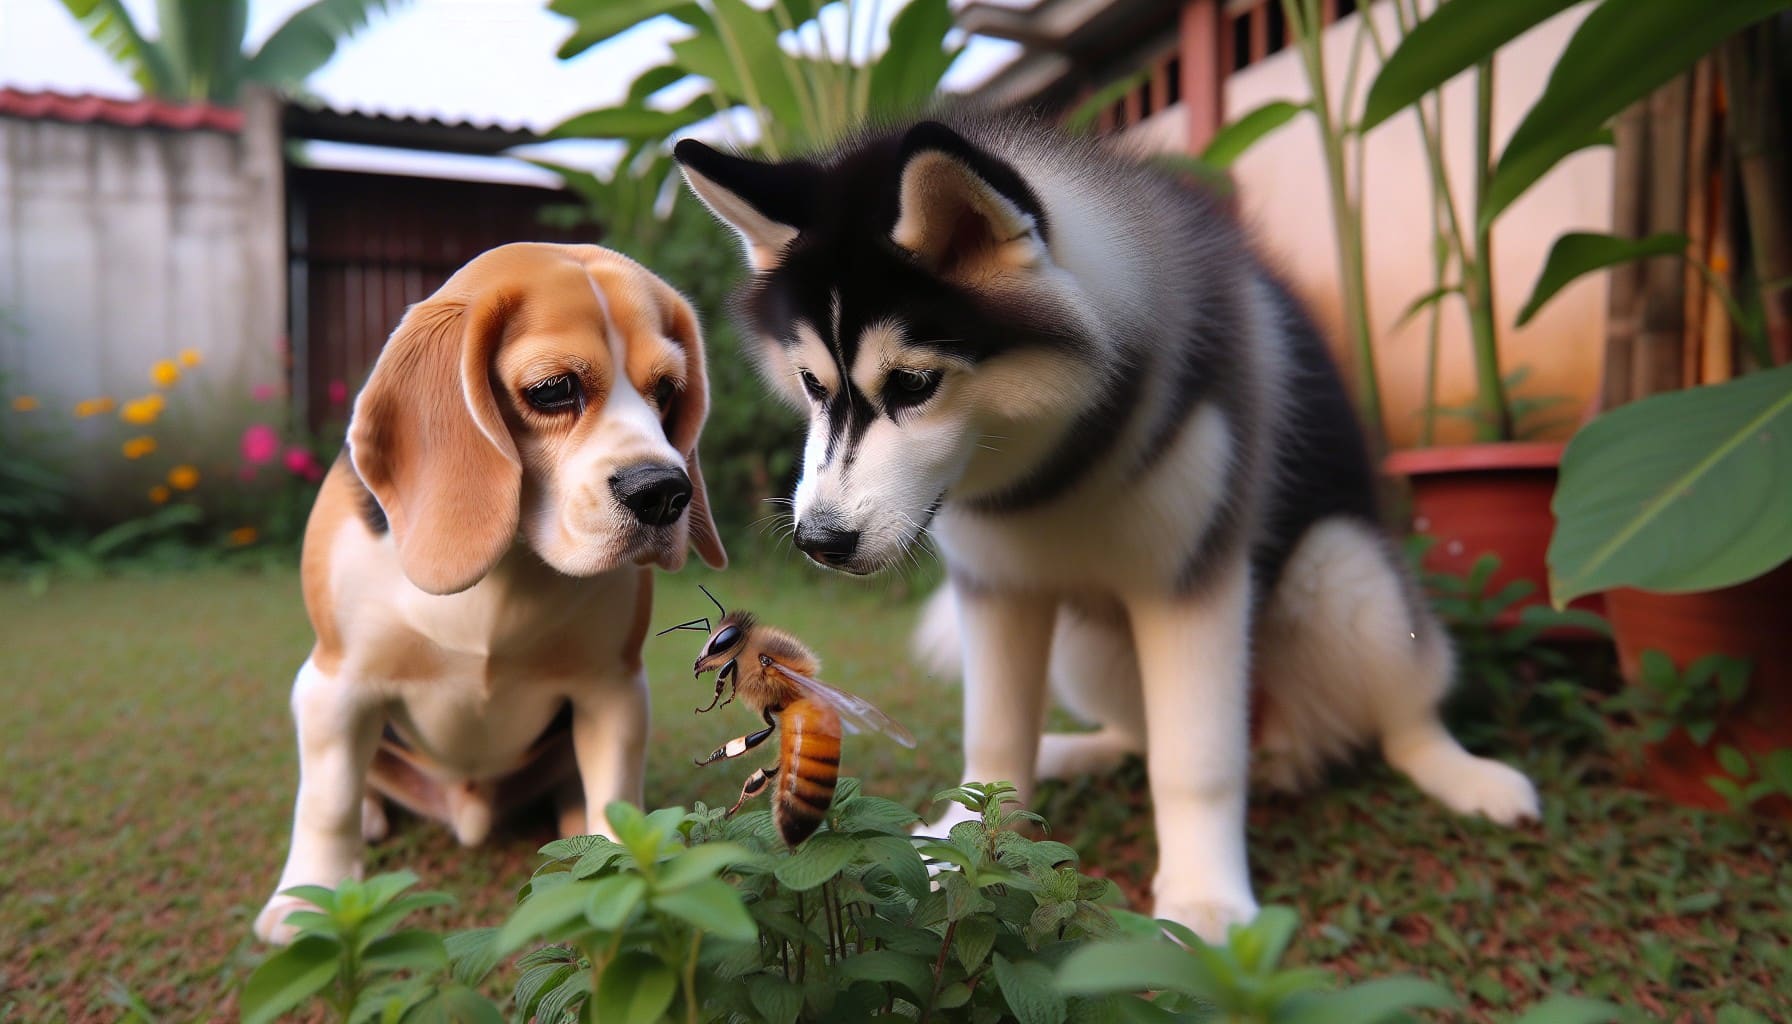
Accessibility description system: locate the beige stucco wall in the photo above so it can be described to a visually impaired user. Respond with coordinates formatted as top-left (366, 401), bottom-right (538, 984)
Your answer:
top-left (1222, 5), bottom-right (1609, 447)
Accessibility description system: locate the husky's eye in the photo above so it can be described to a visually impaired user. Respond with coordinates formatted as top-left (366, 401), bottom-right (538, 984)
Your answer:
top-left (799, 370), bottom-right (828, 401)
top-left (884, 368), bottom-right (941, 410)
top-left (525, 374), bottom-right (580, 413)
top-left (652, 377), bottom-right (678, 416)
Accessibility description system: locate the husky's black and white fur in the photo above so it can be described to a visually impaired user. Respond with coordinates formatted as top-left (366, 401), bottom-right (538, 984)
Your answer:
top-left (675, 113), bottom-right (1538, 940)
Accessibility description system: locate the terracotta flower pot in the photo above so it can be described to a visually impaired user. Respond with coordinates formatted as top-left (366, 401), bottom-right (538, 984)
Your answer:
top-left (1605, 562), bottom-right (1792, 818)
top-left (1382, 441), bottom-right (1599, 628)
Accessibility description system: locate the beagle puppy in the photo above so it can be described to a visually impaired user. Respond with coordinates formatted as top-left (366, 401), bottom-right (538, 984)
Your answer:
top-left (254, 243), bottom-right (726, 944)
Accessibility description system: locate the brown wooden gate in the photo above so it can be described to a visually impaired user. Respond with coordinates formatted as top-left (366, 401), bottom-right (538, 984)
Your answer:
top-left (287, 166), bottom-right (593, 428)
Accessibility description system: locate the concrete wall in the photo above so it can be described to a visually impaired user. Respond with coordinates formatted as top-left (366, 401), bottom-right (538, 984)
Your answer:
top-left (0, 89), bottom-right (285, 481)
top-left (1121, 4), bottom-right (1610, 448)
top-left (1222, 5), bottom-right (1610, 447)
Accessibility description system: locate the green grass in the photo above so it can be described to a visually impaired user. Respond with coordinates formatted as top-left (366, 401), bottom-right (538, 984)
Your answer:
top-left (1, 561), bottom-right (1788, 1022)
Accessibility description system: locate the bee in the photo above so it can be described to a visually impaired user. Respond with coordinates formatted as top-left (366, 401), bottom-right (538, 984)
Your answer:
top-left (659, 586), bottom-right (916, 847)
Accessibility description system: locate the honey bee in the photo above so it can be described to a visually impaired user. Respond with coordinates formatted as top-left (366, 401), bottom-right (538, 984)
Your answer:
top-left (659, 586), bottom-right (916, 846)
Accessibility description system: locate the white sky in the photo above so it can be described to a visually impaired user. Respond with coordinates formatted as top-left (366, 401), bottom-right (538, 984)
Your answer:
top-left (0, 0), bottom-right (1020, 180)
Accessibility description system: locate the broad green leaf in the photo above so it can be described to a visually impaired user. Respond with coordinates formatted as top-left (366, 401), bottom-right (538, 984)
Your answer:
top-left (246, 0), bottom-right (407, 92)
top-left (550, 0), bottom-right (700, 60)
top-left (513, 961), bottom-right (576, 1018)
top-left (707, 0), bottom-right (804, 128)
top-left (56, 0), bottom-right (177, 95)
top-left (360, 929), bottom-right (447, 974)
top-left (1200, 100), bottom-right (1307, 169)
top-left (834, 949), bottom-right (935, 1003)
top-left (550, 102), bottom-right (700, 142)
top-left (1516, 232), bottom-right (1688, 326)
top-left (1055, 940), bottom-right (1215, 999)
top-left (867, 0), bottom-right (959, 117)
top-left (1278, 977), bottom-right (1458, 1024)
top-left (533, 969), bottom-right (592, 1024)
top-left (399, 981), bottom-right (504, 1024)
top-left (1483, 0), bottom-right (1792, 230)
top-left (1361, 0), bottom-right (1579, 132)
top-left (624, 63), bottom-right (688, 105)
top-left (992, 953), bottom-right (1068, 1024)
top-left (1717, 745), bottom-right (1751, 779)
top-left (443, 927), bottom-right (501, 986)
top-left (955, 913), bottom-right (997, 971)
top-left (1510, 994), bottom-right (1625, 1024)
top-left (1547, 362), bottom-right (1792, 604)
top-left (241, 935), bottom-right (341, 1024)
top-left (656, 840), bottom-right (754, 890)
top-left (584, 873), bottom-right (647, 930)
top-left (357, 892), bottom-right (456, 951)
top-left (833, 795), bottom-right (923, 835)
top-left (495, 879), bottom-right (594, 953)
top-left (773, 831), bottom-right (859, 890)
top-left (652, 877), bottom-right (758, 942)
top-left (748, 974), bottom-right (804, 1024)
top-left (670, 26), bottom-right (744, 105)
top-left (594, 951), bottom-right (678, 1024)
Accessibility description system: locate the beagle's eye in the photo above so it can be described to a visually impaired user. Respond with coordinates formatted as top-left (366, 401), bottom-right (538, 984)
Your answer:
top-left (525, 375), bottom-right (580, 413)
top-left (799, 370), bottom-right (827, 402)
top-left (884, 368), bottom-right (941, 410)
top-left (653, 377), bottom-right (678, 415)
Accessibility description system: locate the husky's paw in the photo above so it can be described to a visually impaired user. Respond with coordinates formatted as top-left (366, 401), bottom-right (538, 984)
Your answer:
top-left (1037, 731), bottom-right (1137, 781)
top-left (1436, 757), bottom-right (1540, 825)
top-left (1151, 890), bottom-right (1260, 946)
top-left (361, 794), bottom-right (389, 843)
top-left (254, 893), bottom-right (317, 946)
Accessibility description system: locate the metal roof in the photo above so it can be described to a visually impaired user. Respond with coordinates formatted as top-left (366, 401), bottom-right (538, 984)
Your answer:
top-left (281, 98), bottom-right (546, 156)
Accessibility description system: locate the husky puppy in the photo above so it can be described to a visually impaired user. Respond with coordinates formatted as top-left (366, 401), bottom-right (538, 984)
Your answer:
top-left (674, 112), bottom-right (1538, 940)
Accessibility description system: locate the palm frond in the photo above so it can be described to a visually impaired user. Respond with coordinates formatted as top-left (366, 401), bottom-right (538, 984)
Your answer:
top-left (244, 0), bottom-right (409, 90)
top-left (55, 0), bottom-right (176, 96)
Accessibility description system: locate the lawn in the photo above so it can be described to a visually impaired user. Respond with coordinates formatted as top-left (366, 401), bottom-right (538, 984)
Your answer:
top-left (1, 560), bottom-right (1787, 1022)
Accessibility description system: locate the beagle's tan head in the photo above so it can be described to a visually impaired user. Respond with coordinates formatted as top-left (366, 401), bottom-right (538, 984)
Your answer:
top-left (349, 242), bottom-right (728, 595)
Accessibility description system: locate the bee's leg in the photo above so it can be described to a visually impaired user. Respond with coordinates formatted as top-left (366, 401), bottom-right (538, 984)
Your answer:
top-left (694, 715), bottom-right (777, 768)
top-left (696, 675), bottom-right (727, 714)
top-left (726, 766), bottom-right (778, 817)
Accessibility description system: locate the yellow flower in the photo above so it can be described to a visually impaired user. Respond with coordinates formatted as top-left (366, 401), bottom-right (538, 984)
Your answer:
top-left (227, 526), bottom-right (259, 547)
top-left (122, 436), bottom-right (157, 459)
top-left (74, 396), bottom-right (117, 418)
top-left (11, 395), bottom-right (39, 412)
top-left (120, 394), bottom-right (165, 425)
top-left (178, 348), bottom-right (202, 367)
top-left (148, 485), bottom-right (171, 504)
top-left (167, 464), bottom-right (200, 491)
top-left (151, 359), bottom-right (180, 389)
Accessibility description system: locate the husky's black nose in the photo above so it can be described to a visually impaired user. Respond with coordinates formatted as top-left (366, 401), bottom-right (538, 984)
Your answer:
top-left (795, 521), bottom-right (860, 567)
top-left (611, 463), bottom-right (692, 526)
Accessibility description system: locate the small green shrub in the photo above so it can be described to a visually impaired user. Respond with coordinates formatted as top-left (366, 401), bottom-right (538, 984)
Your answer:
top-left (245, 781), bottom-right (1636, 1024)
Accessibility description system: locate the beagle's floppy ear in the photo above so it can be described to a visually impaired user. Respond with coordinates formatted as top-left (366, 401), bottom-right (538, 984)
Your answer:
top-left (890, 121), bottom-right (1050, 278)
top-left (674, 139), bottom-right (820, 271)
top-left (349, 291), bottom-right (521, 595)
top-left (652, 278), bottom-right (728, 571)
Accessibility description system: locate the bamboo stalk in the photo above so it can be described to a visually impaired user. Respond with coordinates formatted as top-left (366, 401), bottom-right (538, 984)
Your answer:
top-left (1720, 25), bottom-right (1792, 367)
top-left (1465, 58), bottom-right (1511, 441)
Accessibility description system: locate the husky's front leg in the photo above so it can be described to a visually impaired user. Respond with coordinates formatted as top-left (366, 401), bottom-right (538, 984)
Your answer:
top-left (571, 667), bottom-right (650, 838)
top-left (1125, 558), bottom-right (1258, 943)
top-left (925, 585), bottom-right (1055, 834)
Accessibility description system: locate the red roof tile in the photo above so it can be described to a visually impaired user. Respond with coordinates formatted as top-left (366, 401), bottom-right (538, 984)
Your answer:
top-left (0, 88), bottom-right (243, 133)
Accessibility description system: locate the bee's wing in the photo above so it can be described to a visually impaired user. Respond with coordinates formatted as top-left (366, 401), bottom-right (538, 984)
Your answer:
top-left (765, 662), bottom-right (918, 749)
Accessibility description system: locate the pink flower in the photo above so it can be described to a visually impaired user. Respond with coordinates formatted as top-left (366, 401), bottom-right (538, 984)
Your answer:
top-left (284, 445), bottom-right (324, 482)
top-left (251, 383), bottom-right (278, 402)
top-left (327, 379), bottom-right (348, 405)
top-left (241, 424), bottom-right (280, 464)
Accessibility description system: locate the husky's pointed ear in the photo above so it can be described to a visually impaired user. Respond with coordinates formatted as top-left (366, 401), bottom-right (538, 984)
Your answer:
top-left (675, 139), bottom-right (817, 271)
top-left (891, 121), bottom-right (1050, 277)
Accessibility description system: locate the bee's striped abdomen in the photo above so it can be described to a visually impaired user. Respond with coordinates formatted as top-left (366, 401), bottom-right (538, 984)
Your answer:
top-left (775, 699), bottom-right (842, 847)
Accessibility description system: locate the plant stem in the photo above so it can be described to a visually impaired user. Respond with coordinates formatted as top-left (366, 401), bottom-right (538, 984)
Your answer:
top-left (1285, 0), bottom-right (1384, 453)
top-left (683, 928), bottom-right (701, 1024)
top-left (920, 918), bottom-right (959, 1024)
top-left (1467, 57), bottom-right (1512, 440)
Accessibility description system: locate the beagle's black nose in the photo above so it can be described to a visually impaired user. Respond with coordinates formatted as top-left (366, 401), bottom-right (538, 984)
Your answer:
top-left (794, 521), bottom-right (860, 567)
top-left (610, 463), bottom-right (692, 526)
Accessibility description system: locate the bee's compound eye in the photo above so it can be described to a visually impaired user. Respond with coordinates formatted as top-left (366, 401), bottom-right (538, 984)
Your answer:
top-left (709, 625), bottom-right (741, 657)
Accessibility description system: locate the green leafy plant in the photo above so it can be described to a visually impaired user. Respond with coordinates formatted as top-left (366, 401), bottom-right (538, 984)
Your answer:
top-left (239, 870), bottom-right (491, 1024)
top-left (1410, 540), bottom-right (1611, 751)
top-left (1707, 743), bottom-right (1792, 816)
top-left (56, 0), bottom-right (408, 103)
top-left (1597, 650), bottom-right (1751, 760)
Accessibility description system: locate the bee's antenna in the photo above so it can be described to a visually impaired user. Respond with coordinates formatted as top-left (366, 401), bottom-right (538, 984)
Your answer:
top-left (655, 617), bottom-right (712, 637)
top-left (699, 583), bottom-right (726, 617)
